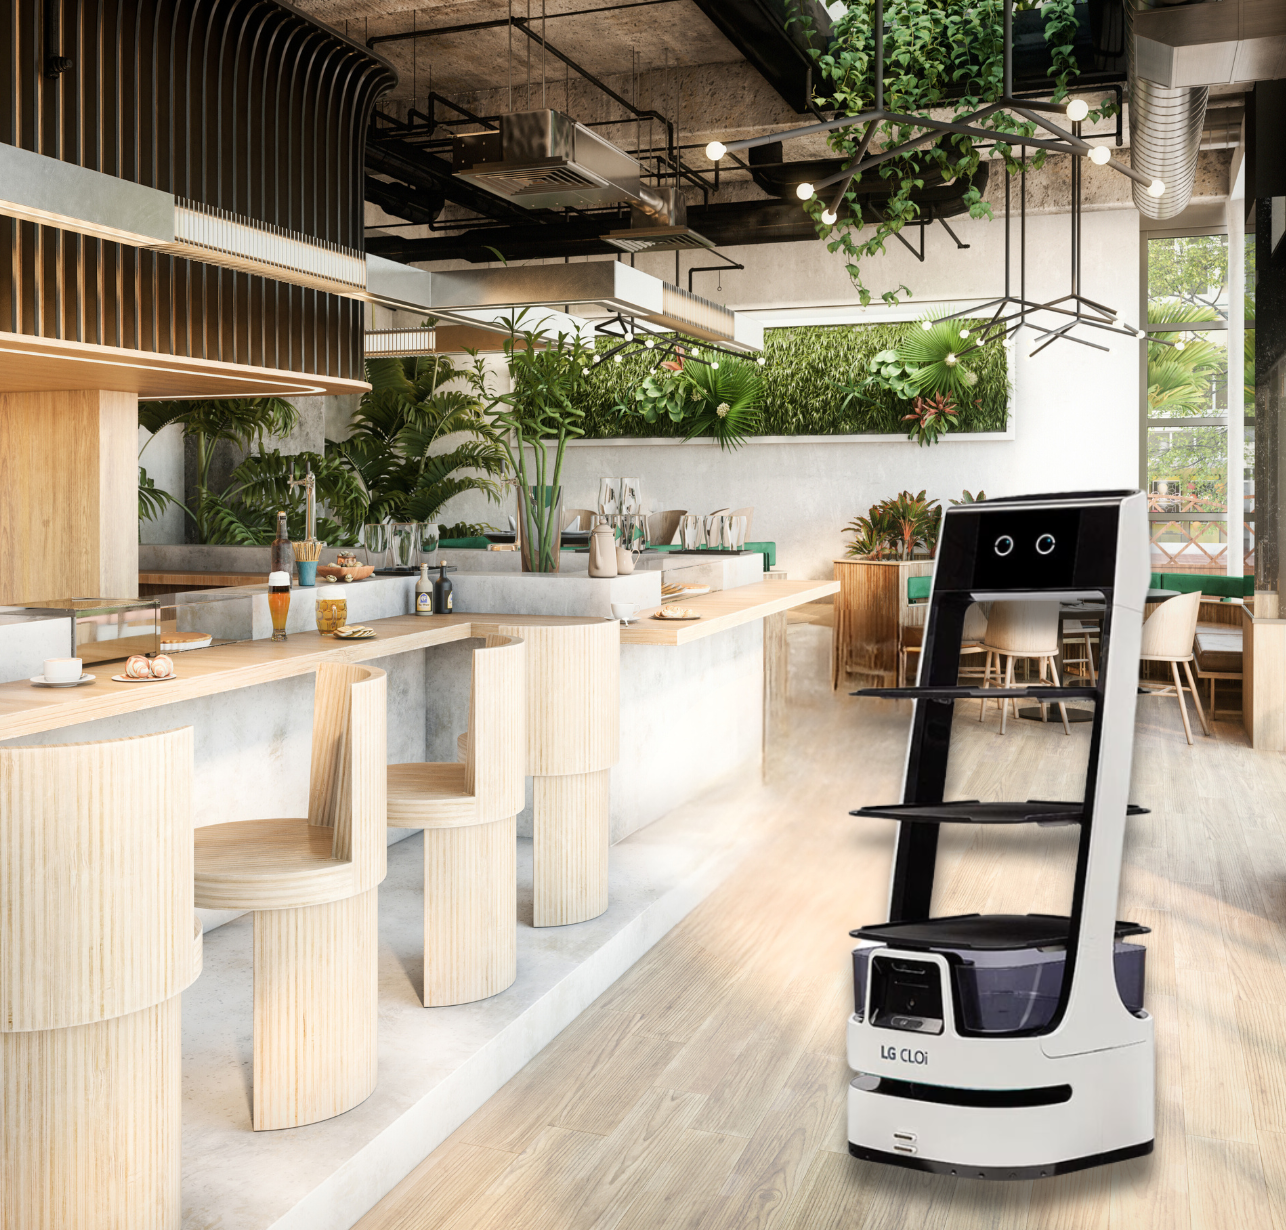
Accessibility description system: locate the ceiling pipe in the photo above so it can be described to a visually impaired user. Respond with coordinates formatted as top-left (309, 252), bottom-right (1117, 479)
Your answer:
top-left (1126, 0), bottom-right (1208, 220)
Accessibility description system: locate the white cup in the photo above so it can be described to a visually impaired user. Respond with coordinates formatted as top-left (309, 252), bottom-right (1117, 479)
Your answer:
top-left (44, 657), bottom-right (82, 683)
top-left (611, 602), bottom-right (637, 624)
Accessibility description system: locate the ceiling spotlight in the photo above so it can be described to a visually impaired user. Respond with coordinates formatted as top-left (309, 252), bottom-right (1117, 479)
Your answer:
top-left (1088, 145), bottom-right (1111, 165)
top-left (644, 337), bottom-right (655, 349)
top-left (705, 140), bottom-right (727, 161)
top-left (944, 352), bottom-right (958, 366)
top-left (796, 182), bottom-right (814, 201)
top-left (1065, 98), bottom-right (1090, 122)
top-left (1147, 179), bottom-right (1166, 197)
top-left (821, 208), bottom-right (837, 225)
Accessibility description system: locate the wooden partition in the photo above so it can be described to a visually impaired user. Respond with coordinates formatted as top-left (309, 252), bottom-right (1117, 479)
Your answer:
top-left (1243, 604), bottom-right (1286, 751)
top-left (0, 389), bottom-right (138, 605)
top-left (832, 558), bottom-right (934, 690)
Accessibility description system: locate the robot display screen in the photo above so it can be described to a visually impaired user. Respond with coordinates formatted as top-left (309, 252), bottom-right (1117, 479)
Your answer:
top-left (972, 509), bottom-right (1083, 591)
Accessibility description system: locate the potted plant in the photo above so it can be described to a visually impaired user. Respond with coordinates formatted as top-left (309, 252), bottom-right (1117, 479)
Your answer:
top-left (484, 318), bottom-right (593, 572)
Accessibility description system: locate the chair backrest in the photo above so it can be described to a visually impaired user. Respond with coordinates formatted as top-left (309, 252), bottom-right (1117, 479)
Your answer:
top-left (728, 506), bottom-right (754, 539)
top-left (907, 576), bottom-right (932, 604)
top-left (983, 601), bottom-right (1061, 655)
top-left (646, 509), bottom-right (686, 545)
top-left (464, 634), bottom-right (527, 821)
top-left (0, 727), bottom-right (197, 1032)
top-left (962, 602), bottom-right (989, 643)
top-left (307, 662), bottom-right (387, 889)
top-left (562, 508), bottom-right (595, 532)
top-left (1141, 588), bottom-right (1202, 659)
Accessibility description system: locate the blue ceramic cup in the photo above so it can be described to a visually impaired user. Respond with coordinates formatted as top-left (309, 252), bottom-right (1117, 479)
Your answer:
top-left (297, 561), bottom-right (318, 587)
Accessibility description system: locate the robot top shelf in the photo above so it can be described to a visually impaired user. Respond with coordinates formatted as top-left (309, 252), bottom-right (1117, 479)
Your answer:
top-left (849, 912), bottom-right (1151, 951)
top-left (852, 800), bottom-right (1150, 826)
top-left (854, 685), bottom-right (1099, 703)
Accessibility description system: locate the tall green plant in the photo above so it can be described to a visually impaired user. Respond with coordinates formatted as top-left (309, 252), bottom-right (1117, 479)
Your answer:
top-left (329, 353), bottom-right (508, 527)
top-left (484, 320), bottom-right (593, 572)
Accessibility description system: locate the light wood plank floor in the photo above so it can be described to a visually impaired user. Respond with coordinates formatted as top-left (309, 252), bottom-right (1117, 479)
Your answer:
top-left (356, 625), bottom-right (1286, 1230)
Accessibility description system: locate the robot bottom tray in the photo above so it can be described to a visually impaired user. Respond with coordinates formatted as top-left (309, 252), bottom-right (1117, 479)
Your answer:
top-left (850, 912), bottom-right (1149, 951)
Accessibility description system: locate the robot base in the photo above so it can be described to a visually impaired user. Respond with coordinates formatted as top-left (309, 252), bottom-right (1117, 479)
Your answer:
top-left (847, 1139), bottom-right (1153, 1182)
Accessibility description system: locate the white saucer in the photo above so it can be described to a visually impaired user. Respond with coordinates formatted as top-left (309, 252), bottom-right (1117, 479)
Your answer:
top-left (31, 674), bottom-right (95, 688)
top-left (110, 673), bottom-right (178, 683)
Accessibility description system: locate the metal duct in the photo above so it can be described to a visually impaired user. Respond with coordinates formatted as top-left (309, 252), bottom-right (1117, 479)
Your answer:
top-left (1127, 0), bottom-right (1209, 220)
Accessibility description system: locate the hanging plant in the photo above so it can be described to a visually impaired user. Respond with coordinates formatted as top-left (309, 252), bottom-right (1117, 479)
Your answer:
top-left (788, 0), bottom-right (1116, 305)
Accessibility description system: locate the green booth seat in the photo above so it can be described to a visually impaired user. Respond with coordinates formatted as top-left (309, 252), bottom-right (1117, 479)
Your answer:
top-left (645, 542), bottom-right (776, 567)
top-left (1151, 572), bottom-right (1254, 600)
top-left (439, 536), bottom-right (493, 550)
top-left (907, 575), bottom-right (932, 604)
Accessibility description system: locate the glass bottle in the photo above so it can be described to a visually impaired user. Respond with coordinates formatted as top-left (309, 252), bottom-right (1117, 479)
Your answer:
top-left (270, 510), bottom-right (293, 577)
top-left (432, 563), bottom-right (453, 614)
top-left (415, 563), bottom-right (432, 615)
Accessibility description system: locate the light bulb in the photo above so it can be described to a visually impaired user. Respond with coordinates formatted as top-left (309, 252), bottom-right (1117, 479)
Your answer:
top-left (711, 361), bottom-right (720, 369)
top-left (920, 320), bottom-right (932, 331)
top-left (821, 208), bottom-right (837, 225)
top-left (1175, 340), bottom-right (1186, 351)
top-left (581, 367), bottom-right (589, 375)
top-left (945, 352), bottom-right (958, 366)
top-left (613, 354), bottom-right (622, 363)
top-left (705, 140), bottom-right (727, 161)
top-left (960, 328), bottom-right (970, 339)
top-left (592, 355), bottom-right (601, 364)
top-left (626, 331), bottom-right (635, 341)
top-left (1065, 98), bottom-right (1090, 122)
top-left (796, 182), bottom-right (814, 201)
top-left (1147, 179), bottom-right (1166, 197)
top-left (756, 357), bottom-right (766, 366)
top-left (644, 337), bottom-right (655, 349)
top-left (1088, 145), bottom-right (1111, 165)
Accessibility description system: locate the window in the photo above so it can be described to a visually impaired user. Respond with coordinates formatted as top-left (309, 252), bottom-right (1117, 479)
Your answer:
top-left (1145, 233), bottom-right (1254, 574)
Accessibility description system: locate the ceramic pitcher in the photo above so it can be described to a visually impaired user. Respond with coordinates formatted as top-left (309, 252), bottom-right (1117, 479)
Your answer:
top-left (588, 522), bottom-right (618, 577)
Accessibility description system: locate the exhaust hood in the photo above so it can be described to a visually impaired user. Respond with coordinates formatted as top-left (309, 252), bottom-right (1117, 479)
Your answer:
top-left (453, 110), bottom-right (644, 211)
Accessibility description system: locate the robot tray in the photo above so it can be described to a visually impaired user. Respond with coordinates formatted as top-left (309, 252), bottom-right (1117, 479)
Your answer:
top-left (849, 912), bottom-right (1149, 951)
top-left (852, 800), bottom-right (1151, 826)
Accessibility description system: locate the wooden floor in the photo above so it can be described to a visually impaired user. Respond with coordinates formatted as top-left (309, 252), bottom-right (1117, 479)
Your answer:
top-left (355, 625), bottom-right (1286, 1230)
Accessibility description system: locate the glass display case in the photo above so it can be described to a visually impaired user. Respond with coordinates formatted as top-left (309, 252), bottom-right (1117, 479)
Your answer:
top-left (23, 597), bottom-right (161, 666)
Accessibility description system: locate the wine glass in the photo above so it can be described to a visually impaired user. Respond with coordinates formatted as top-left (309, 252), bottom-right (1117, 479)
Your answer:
top-left (362, 522), bottom-right (389, 568)
top-left (619, 477), bottom-right (642, 516)
top-left (598, 478), bottom-right (619, 517)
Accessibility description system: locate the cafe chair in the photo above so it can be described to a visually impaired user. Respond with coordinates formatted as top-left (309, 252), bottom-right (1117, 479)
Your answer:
top-left (1139, 588), bottom-right (1210, 744)
top-left (562, 508), bottom-right (595, 532)
top-left (2, 727), bottom-right (200, 1229)
top-left (646, 508), bottom-right (687, 545)
top-left (387, 635), bottom-right (526, 1006)
top-left (978, 601), bottom-right (1071, 735)
top-left (194, 663), bottom-right (387, 1131)
top-left (729, 505), bottom-right (754, 539)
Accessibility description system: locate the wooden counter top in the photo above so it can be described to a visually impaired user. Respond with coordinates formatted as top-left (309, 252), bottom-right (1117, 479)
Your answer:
top-left (0, 580), bottom-right (833, 740)
top-left (619, 579), bottom-right (839, 645)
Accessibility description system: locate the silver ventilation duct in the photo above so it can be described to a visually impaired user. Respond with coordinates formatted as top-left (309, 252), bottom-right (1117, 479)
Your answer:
top-left (1127, 0), bottom-right (1209, 220)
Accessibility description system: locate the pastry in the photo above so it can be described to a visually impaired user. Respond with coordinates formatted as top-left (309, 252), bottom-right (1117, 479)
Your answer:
top-left (124, 655), bottom-right (153, 678)
top-left (149, 654), bottom-right (175, 678)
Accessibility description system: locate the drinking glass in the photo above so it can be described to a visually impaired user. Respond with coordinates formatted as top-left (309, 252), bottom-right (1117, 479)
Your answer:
top-left (729, 515), bottom-right (748, 550)
top-left (619, 477), bottom-right (642, 516)
top-left (597, 478), bottom-right (619, 517)
top-left (390, 521), bottom-right (420, 570)
top-left (362, 522), bottom-right (389, 568)
top-left (268, 580), bottom-right (291, 642)
top-left (315, 596), bottom-right (347, 634)
top-left (419, 524), bottom-right (440, 565)
top-left (704, 514), bottom-right (729, 550)
top-left (680, 514), bottom-right (702, 550)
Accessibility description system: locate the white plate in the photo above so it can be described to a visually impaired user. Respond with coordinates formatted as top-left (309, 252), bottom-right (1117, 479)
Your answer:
top-left (30, 674), bottom-right (96, 688)
top-left (160, 633), bottom-right (213, 651)
top-left (110, 673), bottom-right (178, 683)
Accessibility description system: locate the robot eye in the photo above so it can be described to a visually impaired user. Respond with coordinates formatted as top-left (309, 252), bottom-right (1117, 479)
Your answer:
top-left (993, 535), bottom-right (1014, 557)
top-left (1036, 533), bottom-right (1056, 556)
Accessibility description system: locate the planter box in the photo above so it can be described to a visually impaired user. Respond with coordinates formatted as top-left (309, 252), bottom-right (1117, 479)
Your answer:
top-left (831, 558), bottom-right (934, 690)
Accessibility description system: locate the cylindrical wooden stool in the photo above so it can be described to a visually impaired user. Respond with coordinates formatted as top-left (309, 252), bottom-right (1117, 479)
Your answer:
top-left (500, 621), bottom-right (620, 928)
top-left (1, 727), bottom-right (199, 1230)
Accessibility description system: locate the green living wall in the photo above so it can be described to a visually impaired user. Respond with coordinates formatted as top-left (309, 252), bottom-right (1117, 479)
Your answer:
top-left (577, 321), bottom-right (1010, 440)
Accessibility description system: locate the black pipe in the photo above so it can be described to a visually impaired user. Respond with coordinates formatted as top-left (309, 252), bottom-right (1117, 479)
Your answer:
top-left (367, 0), bottom-right (681, 47)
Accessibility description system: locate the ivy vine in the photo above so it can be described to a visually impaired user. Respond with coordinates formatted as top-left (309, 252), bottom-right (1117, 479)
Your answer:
top-left (787, 0), bottom-right (1117, 306)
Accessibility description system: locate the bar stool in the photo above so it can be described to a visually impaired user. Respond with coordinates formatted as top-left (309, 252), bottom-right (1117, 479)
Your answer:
top-left (1, 727), bottom-right (200, 1229)
top-left (194, 663), bottom-right (387, 1131)
top-left (978, 601), bottom-right (1071, 735)
top-left (387, 635), bottom-right (526, 1006)
top-left (500, 620), bottom-right (620, 927)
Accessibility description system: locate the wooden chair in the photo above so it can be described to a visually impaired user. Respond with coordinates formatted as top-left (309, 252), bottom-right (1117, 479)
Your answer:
top-left (194, 663), bottom-right (387, 1130)
top-left (2, 727), bottom-right (200, 1229)
top-left (387, 635), bottom-right (526, 1006)
top-left (900, 597), bottom-right (989, 687)
top-left (729, 505), bottom-right (754, 540)
top-left (1139, 589), bottom-right (1210, 744)
top-left (646, 508), bottom-right (686, 545)
top-left (978, 601), bottom-right (1071, 735)
top-left (1062, 616), bottom-right (1100, 685)
top-left (562, 508), bottom-right (596, 532)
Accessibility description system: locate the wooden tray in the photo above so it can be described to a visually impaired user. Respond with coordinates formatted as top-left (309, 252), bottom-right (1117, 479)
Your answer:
top-left (317, 564), bottom-right (376, 582)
